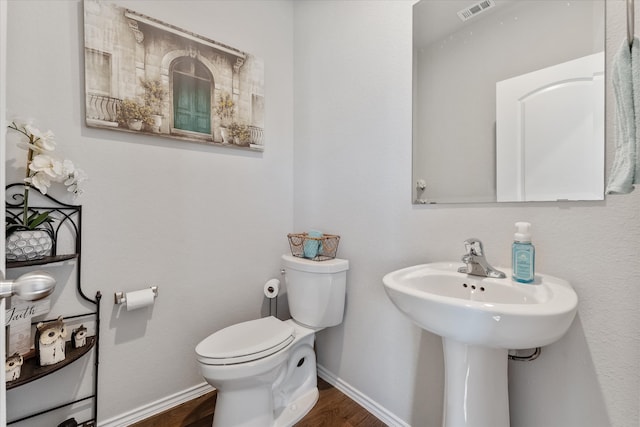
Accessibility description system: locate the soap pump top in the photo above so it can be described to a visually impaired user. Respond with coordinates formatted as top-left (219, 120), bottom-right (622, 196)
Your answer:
top-left (514, 222), bottom-right (532, 243)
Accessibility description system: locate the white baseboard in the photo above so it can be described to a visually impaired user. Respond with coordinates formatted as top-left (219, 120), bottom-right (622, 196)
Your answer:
top-left (317, 364), bottom-right (409, 427)
top-left (98, 382), bottom-right (214, 427)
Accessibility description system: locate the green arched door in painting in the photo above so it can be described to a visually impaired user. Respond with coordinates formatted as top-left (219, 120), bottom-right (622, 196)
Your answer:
top-left (173, 59), bottom-right (211, 134)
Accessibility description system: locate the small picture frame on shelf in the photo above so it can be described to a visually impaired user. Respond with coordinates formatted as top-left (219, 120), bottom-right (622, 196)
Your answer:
top-left (5, 298), bottom-right (51, 356)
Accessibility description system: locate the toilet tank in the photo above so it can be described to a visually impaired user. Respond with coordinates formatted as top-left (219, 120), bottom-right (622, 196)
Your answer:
top-left (281, 254), bottom-right (349, 328)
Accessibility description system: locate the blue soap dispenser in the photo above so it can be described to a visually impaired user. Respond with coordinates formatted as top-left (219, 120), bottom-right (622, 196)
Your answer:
top-left (512, 222), bottom-right (535, 283)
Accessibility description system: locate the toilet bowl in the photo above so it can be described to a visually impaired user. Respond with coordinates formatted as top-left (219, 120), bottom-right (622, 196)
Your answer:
top-left (196, 255), bottom-right (349, 427)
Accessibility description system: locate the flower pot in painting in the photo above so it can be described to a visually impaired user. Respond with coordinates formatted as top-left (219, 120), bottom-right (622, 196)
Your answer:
top-left (127, 119), bottom-right (143, 131)
top-left (220, 127), bottom-right (229, 143)
top-left (6, 229), bottom-right (53, 261)
top-left (150, 114), bottom-right (162, 133)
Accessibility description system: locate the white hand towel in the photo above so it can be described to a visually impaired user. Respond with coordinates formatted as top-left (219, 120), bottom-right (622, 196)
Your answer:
top-left (632, 37), bottom-right (640, 183)
top-left (606, 38), bottom-right (638, 194)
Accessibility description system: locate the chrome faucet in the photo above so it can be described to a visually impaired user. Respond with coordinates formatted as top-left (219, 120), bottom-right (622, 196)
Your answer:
top-left (457, 238), bottom-right (506, 278)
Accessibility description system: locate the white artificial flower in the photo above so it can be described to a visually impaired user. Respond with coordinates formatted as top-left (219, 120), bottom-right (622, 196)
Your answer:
top-left (61, 159), bottom-right (76, 177)
top-left (25, 125), bottom-right (56, 152)
top-left (25, 172), bottom-right (53, 194)
top-left (9, 118), bottom-right (87, 203)
top-left (65, 168), bottom-right (87, 198)
top-left (29, 154), bottom-right (63, 179)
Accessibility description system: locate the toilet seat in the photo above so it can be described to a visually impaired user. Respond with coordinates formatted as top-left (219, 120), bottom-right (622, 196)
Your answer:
top-left (196, 316), bottom-right (295, 365)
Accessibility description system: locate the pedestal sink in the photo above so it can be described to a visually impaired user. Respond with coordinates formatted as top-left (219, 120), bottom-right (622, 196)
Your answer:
top-left (382, 262), bottom-right (578, 427)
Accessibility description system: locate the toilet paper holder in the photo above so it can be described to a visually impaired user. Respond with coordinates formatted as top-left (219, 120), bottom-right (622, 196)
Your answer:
top-left (114, 286), bottom-right (158, 305)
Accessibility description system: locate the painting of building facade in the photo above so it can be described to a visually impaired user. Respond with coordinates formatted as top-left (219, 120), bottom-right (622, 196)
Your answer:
top-left (83, 0), bottom-right (265, 151)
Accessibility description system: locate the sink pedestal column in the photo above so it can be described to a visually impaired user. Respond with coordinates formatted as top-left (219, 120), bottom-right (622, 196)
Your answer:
top-left (442, 339), bottom-right (510, 427)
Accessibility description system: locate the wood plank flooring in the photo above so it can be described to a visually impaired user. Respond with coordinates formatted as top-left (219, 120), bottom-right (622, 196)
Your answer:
top-left (295, 378), bottom-right (387, 427)
top-left (130, 377), bottom-right (387, 427)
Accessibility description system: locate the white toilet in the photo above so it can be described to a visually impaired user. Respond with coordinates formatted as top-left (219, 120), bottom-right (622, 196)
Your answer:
top-left (195, 254), bottom-right (349, 427)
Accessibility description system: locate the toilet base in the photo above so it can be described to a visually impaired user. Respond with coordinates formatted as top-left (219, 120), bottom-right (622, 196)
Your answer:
top-left (205, 321), bottom-right (320, 427)
top-left (211, 383), bottom-right (319, 427)
top-left (212, 384), bottom-right (276, 427)
top-left (273, 387), bottom-right (319, 427)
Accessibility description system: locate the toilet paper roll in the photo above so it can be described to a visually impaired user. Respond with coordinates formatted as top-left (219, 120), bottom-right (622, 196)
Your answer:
top-left (125, 288), bottom-right (156, 311)
top-left (264, 279), bottom-right (280, 299)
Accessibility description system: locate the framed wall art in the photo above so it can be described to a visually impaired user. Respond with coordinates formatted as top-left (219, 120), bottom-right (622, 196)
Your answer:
top-left (83, 0), bottom-right (265, 151)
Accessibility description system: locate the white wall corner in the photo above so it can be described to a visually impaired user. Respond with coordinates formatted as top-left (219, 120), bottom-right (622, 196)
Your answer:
top-left (317, 364), bottom-right (410, 427)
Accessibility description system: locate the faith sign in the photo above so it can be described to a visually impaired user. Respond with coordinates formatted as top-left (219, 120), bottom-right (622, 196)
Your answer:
top-left (5, 300), bottom-right (50, 355)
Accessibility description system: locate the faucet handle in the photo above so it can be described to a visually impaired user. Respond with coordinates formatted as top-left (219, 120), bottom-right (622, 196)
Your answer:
top-left (463, 238), bottom-right (484, 256)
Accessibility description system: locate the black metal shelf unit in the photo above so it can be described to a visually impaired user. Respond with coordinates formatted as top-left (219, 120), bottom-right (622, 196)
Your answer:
top-left (5, 183), bottom-right (101, 426)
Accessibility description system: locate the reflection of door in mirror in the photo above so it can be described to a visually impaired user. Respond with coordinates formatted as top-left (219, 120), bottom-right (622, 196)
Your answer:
top-left (496, 52), bottom-right (604, 202)
top-left (412, 0), bottom-right (605, 204)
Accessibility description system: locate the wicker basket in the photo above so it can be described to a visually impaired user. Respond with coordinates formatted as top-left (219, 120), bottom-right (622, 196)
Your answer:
top-left (287, 233), bottom-right (340, 261)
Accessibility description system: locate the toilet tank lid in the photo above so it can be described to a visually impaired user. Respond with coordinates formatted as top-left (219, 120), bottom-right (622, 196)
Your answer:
top-left (282, 254), bottom-right (349, 273)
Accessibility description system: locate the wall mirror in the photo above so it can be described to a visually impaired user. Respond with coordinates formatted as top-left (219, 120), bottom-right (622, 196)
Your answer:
top-left (412, 0), bottom-right (605, 204)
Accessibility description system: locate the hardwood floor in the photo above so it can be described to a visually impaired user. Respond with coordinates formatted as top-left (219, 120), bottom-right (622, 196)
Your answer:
top-left (294, 378), bottom-right (387, 427)
top-left (130, 377), bottom-right (387, 427)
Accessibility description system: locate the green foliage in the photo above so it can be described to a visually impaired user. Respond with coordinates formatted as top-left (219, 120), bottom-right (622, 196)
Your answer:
top-left (215, 92), bottom-right (235, 126)
top-left (117, 99), bottom-right (153, 125)
top-left (229, 122), bottom-right (251, 144)
top-left (6, 210), bottom-right (53, 235)
top-left (141, 79), bottom-right (166, 115)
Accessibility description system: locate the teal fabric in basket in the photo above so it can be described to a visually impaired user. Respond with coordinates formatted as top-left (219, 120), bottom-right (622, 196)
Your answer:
top-left (303, 230), bottom-right (323, 258)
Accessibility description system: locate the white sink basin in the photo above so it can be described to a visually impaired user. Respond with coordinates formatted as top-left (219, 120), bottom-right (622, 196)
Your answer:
top-left (382, 262), bottom-right (578, 349)
top-left (383, 262), bottom-right (578, 427)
